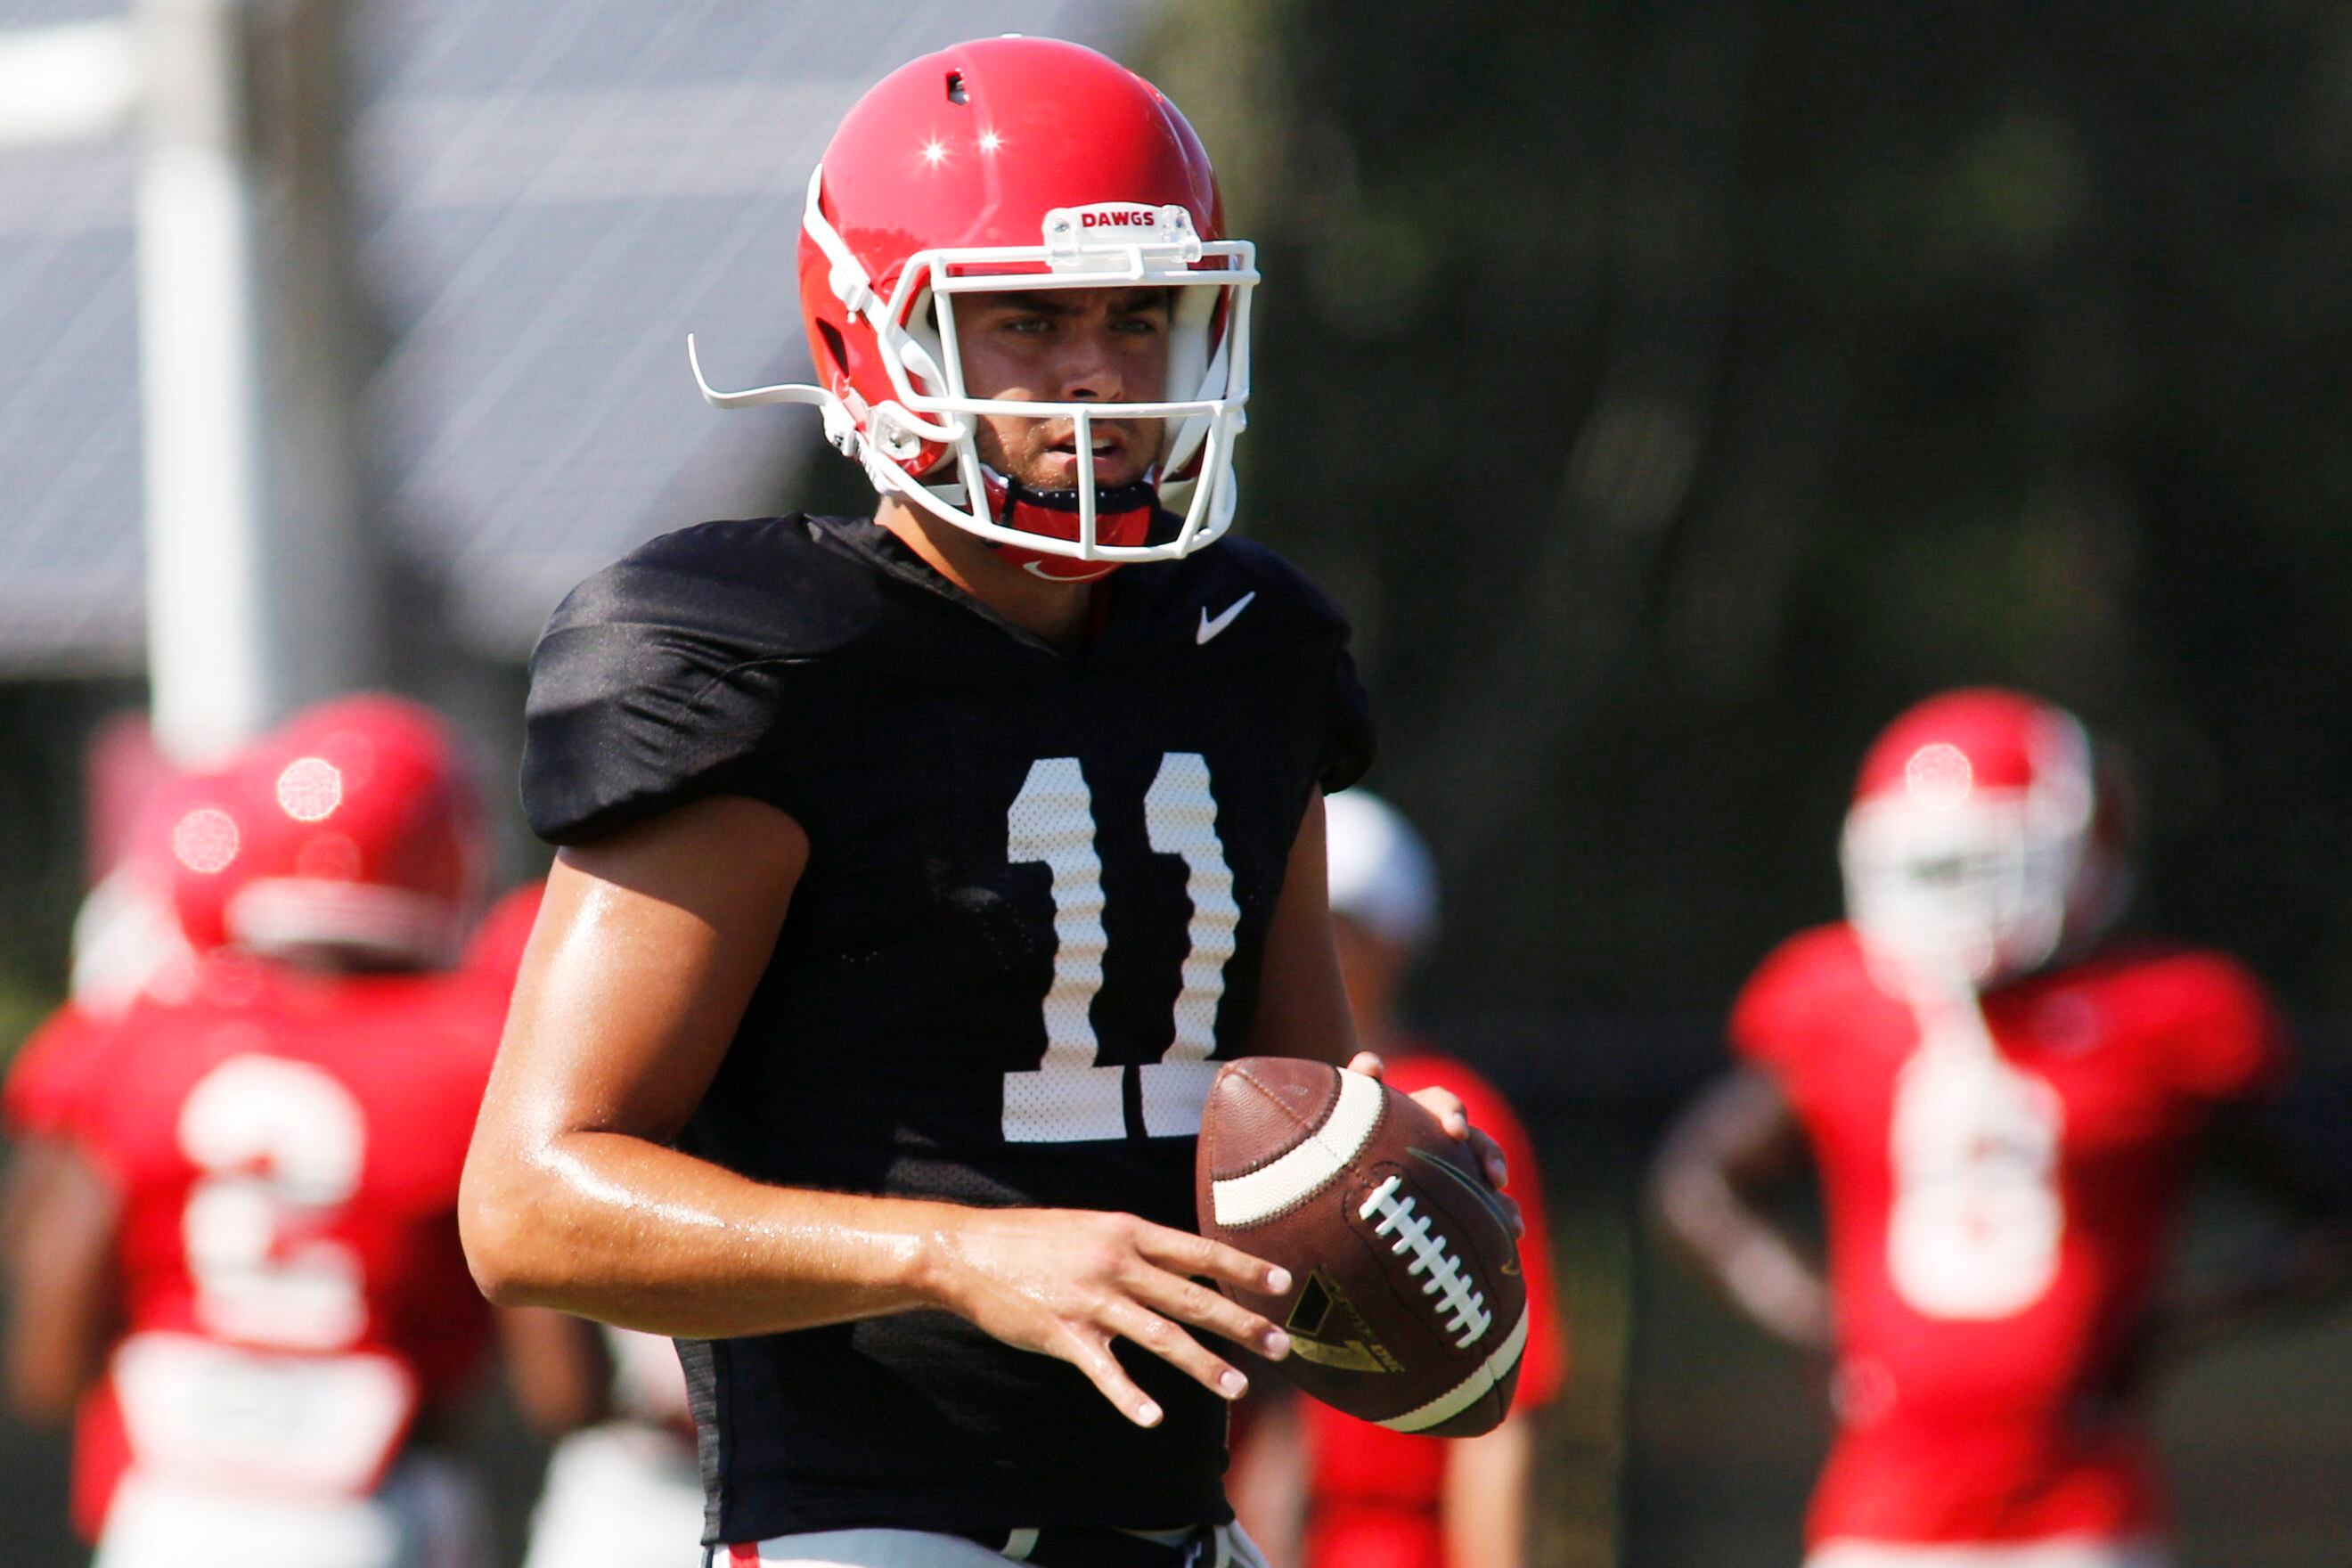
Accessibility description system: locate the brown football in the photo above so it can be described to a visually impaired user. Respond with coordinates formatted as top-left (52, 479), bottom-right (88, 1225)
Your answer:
top-left (1195, 1056), bottom-right (1528, 1437)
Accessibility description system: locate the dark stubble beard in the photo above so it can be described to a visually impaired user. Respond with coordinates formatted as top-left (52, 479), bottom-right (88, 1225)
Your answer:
top-left (972, 415), bottom-right (1165, 494)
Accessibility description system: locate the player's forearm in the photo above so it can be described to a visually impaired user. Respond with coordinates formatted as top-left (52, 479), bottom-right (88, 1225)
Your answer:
top-left (1225, 1392), bottom-right (1308, 1568)
top-left (461, 1129), bottom-right (949, 1337)
top-left (1650, 1072), bottom-right (1831, 1346)
top-left (1651, 1162), bottom-right (1831, 1347)
top-left (1442, 1414), bottom-right (1536, 1568)
top-left (1244, 795), bottom-right (1358, 1066)
top-left (4, 1148), bottom-right (120, 1423)
top-left (3, 1294), bottom-right (106, 1425)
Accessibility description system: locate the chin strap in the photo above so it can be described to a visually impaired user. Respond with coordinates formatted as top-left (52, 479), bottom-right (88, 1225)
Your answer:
top-left (981, 472), bottom-right (1159, 584)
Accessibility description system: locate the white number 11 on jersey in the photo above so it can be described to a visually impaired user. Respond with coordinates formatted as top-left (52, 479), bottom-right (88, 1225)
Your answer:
top-left (1000, 752), bottom-right (1239, 1143)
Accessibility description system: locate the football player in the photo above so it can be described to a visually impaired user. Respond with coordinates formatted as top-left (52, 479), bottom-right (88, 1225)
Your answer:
top-left (1649, 688), bottom-right (2352, 1568)
top-left (3, 697), bottom-right (595, 1568)
top-left (3, 768), bottom-right (212, 1250)
top-left (460, 36), bottom-right (1515, 1568)
top-left (0, 764), bottom-right (227, 1546)
top-left (1228, 791), bottom-right (1566, 1568)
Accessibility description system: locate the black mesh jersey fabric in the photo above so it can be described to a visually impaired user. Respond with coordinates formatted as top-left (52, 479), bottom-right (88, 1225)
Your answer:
top-left (521, 514), bottom-right (1372, 1543)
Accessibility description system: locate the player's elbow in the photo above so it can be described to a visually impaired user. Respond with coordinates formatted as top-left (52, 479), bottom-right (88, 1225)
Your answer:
top-left (1643, 1152), bottom-right (1700, 1235)
top-left (459, 1147), bottom-right (561, 1307)
top-left (4, 1335), bottom-right (89, 1427)
top-left (1646, 1155), bottom-right (1733, 1261)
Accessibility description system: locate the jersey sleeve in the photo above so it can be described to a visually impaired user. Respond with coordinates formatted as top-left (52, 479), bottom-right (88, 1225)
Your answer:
top-left (1727, 928), bottom-right (1840, 1087)
top-left (4, 1002), bottom-right (117, 1141)
top-left (520, 525), bottom-right (833, 845)
top-left (2160, 951), bottom-right (2292, 1104)
top-left (1321, 648), bottom-right (1376, 796)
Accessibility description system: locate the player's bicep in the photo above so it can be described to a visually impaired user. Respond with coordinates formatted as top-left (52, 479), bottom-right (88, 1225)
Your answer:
top-left (4, 1142), bottom-right (120, 1423)
top-left (478, 794), bottom-right (808, 1155)
top-left (1244, 790), bottom-right (1356, 1066)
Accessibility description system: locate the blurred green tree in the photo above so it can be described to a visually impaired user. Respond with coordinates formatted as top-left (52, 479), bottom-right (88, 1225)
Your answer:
top-left (1144, 0), bottom-right (2352, 1022)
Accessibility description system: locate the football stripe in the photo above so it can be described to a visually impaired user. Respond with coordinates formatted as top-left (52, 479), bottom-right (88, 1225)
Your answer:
top-left (1374, 1304), bottom-right (1530, 1433)
top-left (1210, 1068), bottom-right (1384, 1227)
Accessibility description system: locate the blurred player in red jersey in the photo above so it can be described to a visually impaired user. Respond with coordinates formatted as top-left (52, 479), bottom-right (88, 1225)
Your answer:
top-left (1230, 791), bottom-right (1566, 1568)
top-left (2, 784), bottom-right (204, 1245)
top-left (2, 697), bottom-right (596, 1568)
top-left (3, 758), bottom-right (229, 1214)
top-left (0, 764), bottom-right (232, 1544)
top-left (1650, 688), bottom-right (2352, 1568)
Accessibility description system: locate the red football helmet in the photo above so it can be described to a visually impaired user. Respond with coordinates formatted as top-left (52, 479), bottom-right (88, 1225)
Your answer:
top-left (1840, 689), bottom-right (2125, 991)
top-left (134, 767), bottom-right (245, 980)
top-left (690, 36), bottom-right (1256, 581)
top-left (218, 696), bottom-right (486, 969)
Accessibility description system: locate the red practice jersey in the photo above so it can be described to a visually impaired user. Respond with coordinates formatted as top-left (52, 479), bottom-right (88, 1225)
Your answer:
top-left (1296, 1050), bottom-right (1567, 1568)
top-left (1733, 925), bottom-right (2287, 1548)
top-left (62, 952), bottom-right (508, 1509)
top-left (4, 1000), bottom-right (120, 1141)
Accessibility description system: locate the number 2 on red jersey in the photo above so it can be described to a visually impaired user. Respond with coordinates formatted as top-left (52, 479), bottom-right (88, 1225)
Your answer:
top-left (177, 1055), bottom-right (371, 1350)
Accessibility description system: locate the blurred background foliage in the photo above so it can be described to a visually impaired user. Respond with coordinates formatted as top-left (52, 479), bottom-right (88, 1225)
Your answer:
top-left (1147, 0), bottom-right (2352, 1025)
top-left (5, 0), bottom-right (2346, 1044)
top-left (1139, 10), bottom-right (2352, 1560)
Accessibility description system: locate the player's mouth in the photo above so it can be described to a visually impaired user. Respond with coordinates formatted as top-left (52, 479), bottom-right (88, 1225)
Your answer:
top-left (1041, 424), bottom-right (1144, 486)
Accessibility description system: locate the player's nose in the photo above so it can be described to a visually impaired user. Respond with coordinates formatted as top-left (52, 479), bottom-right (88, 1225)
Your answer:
top-left (1052, 316), bottom-right (1128, 403)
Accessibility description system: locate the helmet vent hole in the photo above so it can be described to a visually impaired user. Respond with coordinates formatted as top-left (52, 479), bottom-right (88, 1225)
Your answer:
top-left (816, 320), bottom-right (850, 379)
top-left (945, 71), bottom-right (968, 105)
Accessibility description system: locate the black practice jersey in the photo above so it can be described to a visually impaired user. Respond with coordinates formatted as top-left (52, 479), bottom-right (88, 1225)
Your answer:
top-left (520, 514), bottom-right (1371, 1543)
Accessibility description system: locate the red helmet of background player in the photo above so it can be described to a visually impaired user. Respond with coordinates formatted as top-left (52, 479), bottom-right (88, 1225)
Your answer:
top-left (219, 696), bottom-right (486, 969)
top-left (689, 35), bottom-right (1258, 583)
top-left (1840, 688), bottom-right (2127, 992)
top-left (158, 768), bottom-right (249, 958)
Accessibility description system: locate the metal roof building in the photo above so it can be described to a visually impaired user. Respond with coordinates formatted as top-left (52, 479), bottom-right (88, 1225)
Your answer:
top-left (0, 0), bottom-right (1156, 674)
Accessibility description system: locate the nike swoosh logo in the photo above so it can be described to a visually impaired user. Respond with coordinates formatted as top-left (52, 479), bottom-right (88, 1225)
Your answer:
top-left (1196, 592), bottom-right (1256, 645)
top-left (1406, 1145), bottom-right (1522, 1244)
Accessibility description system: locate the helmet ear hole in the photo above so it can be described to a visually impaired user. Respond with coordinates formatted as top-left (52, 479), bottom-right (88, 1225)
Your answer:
top-left (815, 320), bottom-right (851, 382)
top-left (945, 70), bottom-right (968, 105)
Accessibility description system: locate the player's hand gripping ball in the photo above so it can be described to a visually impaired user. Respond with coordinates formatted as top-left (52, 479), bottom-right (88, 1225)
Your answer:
top-left (1196, 1058), bottom-right (1528, 1436)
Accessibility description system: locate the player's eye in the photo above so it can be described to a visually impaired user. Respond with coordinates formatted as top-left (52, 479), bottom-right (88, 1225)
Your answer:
top-left (1114, 296), bottom-right (1173, 335)
top-left (967, 302), bottom-right (1051, 336)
